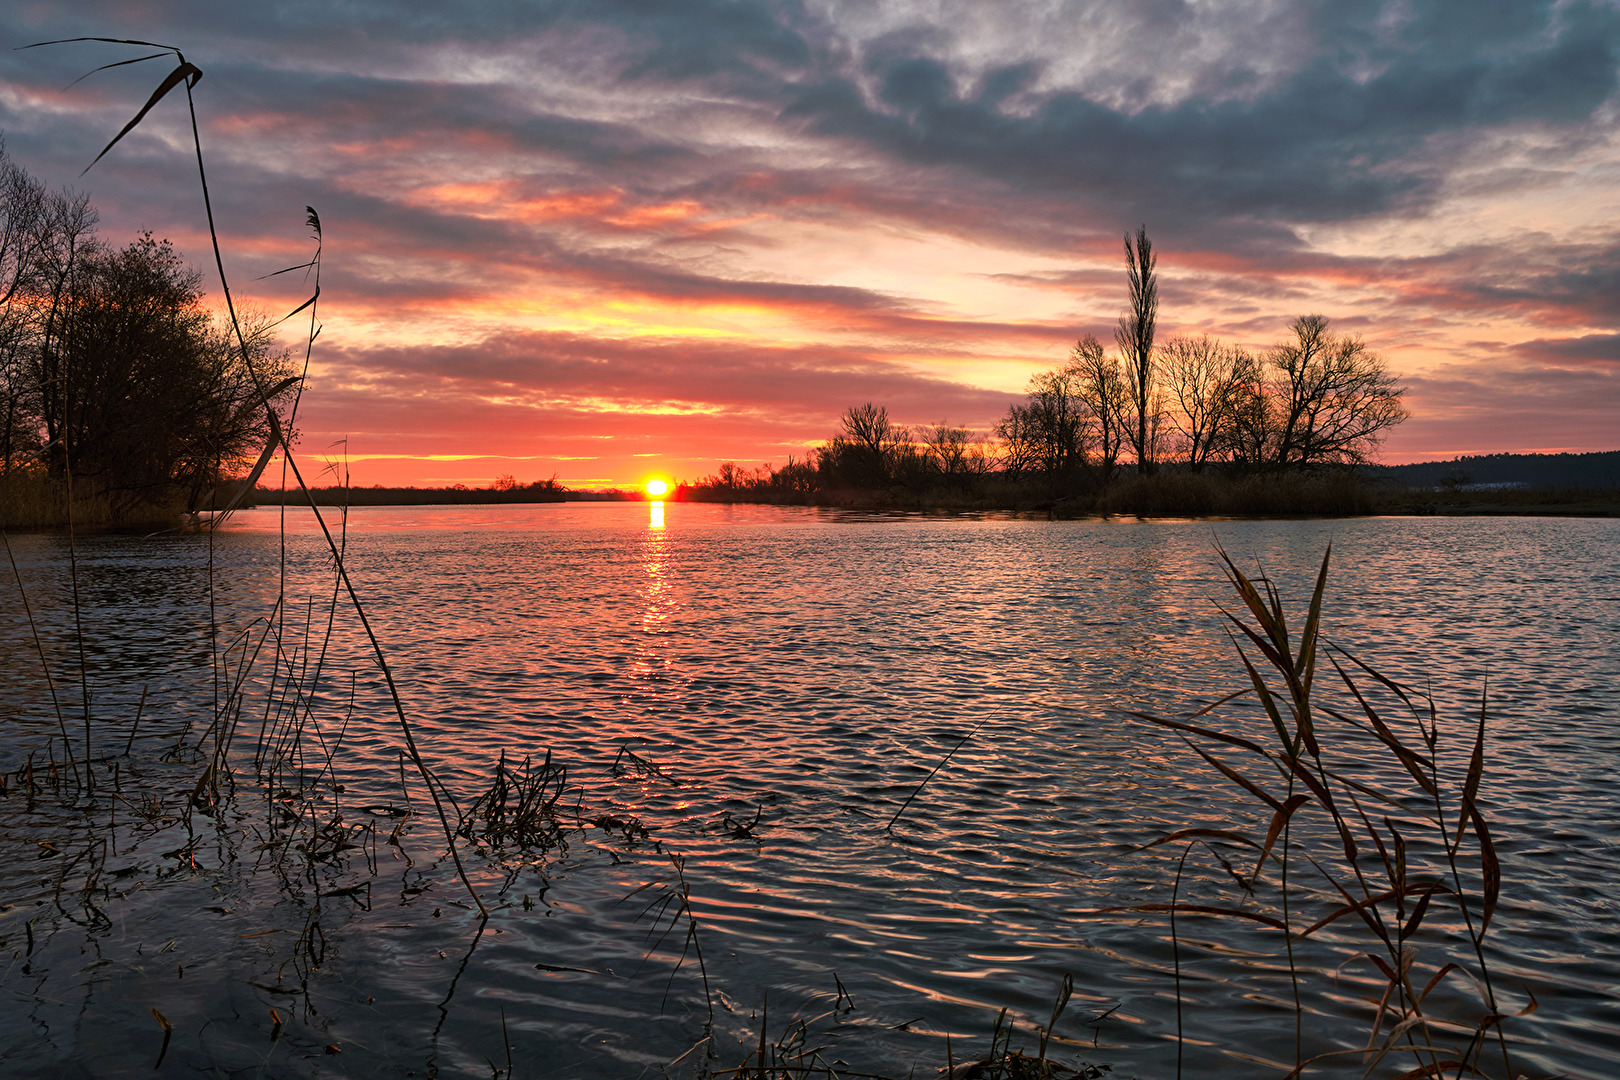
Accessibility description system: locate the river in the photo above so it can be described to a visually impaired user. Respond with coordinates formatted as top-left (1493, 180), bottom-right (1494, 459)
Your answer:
top-left (1, 503), bottom-right (1616, 1078)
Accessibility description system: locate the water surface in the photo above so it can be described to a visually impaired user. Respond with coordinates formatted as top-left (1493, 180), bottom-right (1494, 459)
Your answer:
top-left (2, 504), bottom-right (1615, 1077)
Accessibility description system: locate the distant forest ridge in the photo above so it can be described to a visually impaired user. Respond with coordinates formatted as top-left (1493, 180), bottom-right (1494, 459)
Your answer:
top-left (248, 482), bottom-right (635, 506)
top-left (1374, 451), bottom-right (1620, 488)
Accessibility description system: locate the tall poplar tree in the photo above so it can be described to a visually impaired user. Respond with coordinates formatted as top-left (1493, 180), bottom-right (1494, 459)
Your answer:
top-left (1115, 226), bottom-right (1159, 476)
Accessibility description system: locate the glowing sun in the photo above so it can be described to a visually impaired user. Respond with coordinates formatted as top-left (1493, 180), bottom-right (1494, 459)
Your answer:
top-left (646, 478), bottom-right (670, 498)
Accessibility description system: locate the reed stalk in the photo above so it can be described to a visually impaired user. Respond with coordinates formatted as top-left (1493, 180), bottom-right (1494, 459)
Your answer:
top-left (1109, 547), bottom-right (1528, 1078)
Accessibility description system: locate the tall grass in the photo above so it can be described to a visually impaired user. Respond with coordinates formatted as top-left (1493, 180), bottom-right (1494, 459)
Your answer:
top-left (1114, 548), bottom-right (1528, 1078)
top-left (0, 466), bottom-right (185, 529)
top-left (13, 34), bottom-right (488, 913)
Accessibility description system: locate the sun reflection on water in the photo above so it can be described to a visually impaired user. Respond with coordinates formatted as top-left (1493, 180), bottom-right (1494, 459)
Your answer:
top-left (634, 500), bottom-right (675, 686)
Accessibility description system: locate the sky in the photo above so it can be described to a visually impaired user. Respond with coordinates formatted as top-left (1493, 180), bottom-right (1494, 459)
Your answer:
top-left (3, 1), bottom-right (1617, 488)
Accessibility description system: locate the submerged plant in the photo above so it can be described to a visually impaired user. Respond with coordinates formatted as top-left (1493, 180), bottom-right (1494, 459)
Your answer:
top-left (1114, 548), bottom-right (1532, 1078)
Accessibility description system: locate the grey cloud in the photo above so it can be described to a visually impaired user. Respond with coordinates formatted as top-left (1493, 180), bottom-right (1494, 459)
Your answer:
top-left (1514, 333), bottom-right (1620, 368)
top-left (767, 2), bottom-right (1618, 236)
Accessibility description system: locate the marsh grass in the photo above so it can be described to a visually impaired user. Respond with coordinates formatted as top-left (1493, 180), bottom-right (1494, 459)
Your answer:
top-left (698, 975), bottom-right (1106, 1080)
top-left (1094, 470), bottom-right (1375, 517)
top-left (17, 33), bottom-right (487, 916)
top-left (1377, 483), bottom-right (1620, 517)
top-left (1109, 548), bottom-right (1530, 1078)
top-left (0, 41), bottom-right (566, 1070)
top-left (0, 466), bottom-right (183, 529)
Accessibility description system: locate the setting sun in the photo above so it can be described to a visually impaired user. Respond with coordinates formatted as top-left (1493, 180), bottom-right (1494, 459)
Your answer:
top-left (645, 478), bottom-right (669, 498)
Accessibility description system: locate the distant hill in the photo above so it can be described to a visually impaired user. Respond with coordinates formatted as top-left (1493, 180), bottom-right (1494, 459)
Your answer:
top-left (1374, 451), bottom-right (1620, 489)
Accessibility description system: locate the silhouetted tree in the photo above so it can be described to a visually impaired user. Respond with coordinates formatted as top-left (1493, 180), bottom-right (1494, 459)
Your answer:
top-left (1116, 226), bottom-right (1160, 475)
top-left (998, 367), bottom-right (1091, 492)
top-left (995, 403), bottom-right (1041, 478)
top-left (826, 402), bottom-right (909, 486)
top-left (1067, 334), bottom-right (1127, 483)
top-left (922, 422), bottom-right (975, 484)
top-left (1160, 334), bottom-right (1248, 472)
top-left (1224, 315), bottom-right (1408, 470)
top-left (0, 147), bottom-right (298, 521)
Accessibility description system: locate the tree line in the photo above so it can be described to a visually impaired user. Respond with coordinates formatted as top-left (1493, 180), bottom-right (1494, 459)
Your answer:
top-left (693, 227), bottom-right (1408, 503)
top-left (1, 143), bottom-right (296, 524)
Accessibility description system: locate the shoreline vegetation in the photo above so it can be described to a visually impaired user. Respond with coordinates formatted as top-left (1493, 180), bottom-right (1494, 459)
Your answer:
top-left (4, 460), bottom-right (1615, 531)
top-left (673, 461), bottom-right (1620, 519)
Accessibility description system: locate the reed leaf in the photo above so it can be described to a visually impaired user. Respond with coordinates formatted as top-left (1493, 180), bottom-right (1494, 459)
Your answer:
top-left (1228, 640), bottom-right (1302, 756)
top-left (1184, 737), bottom-right (1286, 813)
top-left (1457, 688), bottom-right (1488, 851)
top-left (1217, 549), bottom-right (1286, 660)
top-left (1279, 754), bottom-right (1347, 856)
top-left (1252, 793), bottom-right (1310, 883)
top-left (280, 287), bottom-right (320, 323)
top-left (1400, 882), bottom-right (1443, 940)
top-left (1127, 710), bottom-right (1270, 757)
top-left (1134, 827), bottom-right (1262, 852)
top-left (1296, 546), bottom-right (1331, 698)
top-left (1324, 657), bottom-right (1437, 796)
top-left (82, 60), bottom-right (203, 174)
top-left (60, 50), bottom-right (173, 88)
top-left (1217, 602), bottom-right (1289, 678)
top-left (1329, 642), bottom-right (1428, 725)
top-left (1296, 878), bottom-right (1452, 943)
top-left (1385, 1059), bottom-right (1472, 1080)
top-left (1468, 805), bottom-right (1501, 934)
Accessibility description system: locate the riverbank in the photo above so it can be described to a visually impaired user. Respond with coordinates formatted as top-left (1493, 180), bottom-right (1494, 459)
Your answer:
top-left (675, 470), bottom-right (1619, 518)
top-left (8, 471), bottom-right (1614, 531)
top-left (0, 478), bottom-right (638, 530)
top-left (0, 471), bottom-right (185, 531)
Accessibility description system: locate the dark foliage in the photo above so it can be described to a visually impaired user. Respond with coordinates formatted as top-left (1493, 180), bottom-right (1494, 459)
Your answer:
top-left (1, 146), bottom-right (295, 524)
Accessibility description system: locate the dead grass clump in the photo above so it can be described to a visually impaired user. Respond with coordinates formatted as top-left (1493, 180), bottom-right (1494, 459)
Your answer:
top-left (457, 748), bottom-right (571, 853)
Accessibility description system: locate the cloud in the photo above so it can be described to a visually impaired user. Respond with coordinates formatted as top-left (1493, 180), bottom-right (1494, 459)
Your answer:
top-left (1513, 333), bottom-right (1620, 369)
top-left (4, 0), bottom-right (1618, 483)
top-left (316, 329), bottom-right (1020, 425)
top-left (782, 1), bottom-right (1620, 233)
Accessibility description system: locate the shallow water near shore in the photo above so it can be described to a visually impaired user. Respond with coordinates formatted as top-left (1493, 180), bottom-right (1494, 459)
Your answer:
top-left (2, 503), bottom-right (1617, 1078)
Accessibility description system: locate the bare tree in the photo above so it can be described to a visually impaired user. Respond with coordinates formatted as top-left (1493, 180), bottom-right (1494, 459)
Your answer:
top-left (1067, 334), bottom-right (1127, 482)
top-left (828, 402), bottom-right (909, 485)
top-left (995, 403), bottom-right (1041, 478)
top-left (922, 422), bottom-right (971, 480)
top-left (1219, 348), bottom-right (1274, 470)
top-left (1268, 315), bottom-right (1407, 468)
top-left (1223, 315), bottom-right (1408, 471)
top-left (0, 145), bottom-right (49, 473)
top-left (1115, 225), bottom-right (1159, 475)
top-left (1026, 367), bottom-right (1092, 483)
top-left (1159, 334), bottom-right (1248, 472)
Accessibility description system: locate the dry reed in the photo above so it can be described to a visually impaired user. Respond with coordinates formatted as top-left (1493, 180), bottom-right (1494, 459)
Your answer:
top-left (1108, 547), bottom-right (1530, 1079)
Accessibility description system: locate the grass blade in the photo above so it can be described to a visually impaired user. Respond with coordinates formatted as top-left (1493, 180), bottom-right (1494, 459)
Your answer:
top-left (82, 61), bottom-right (202, 174)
